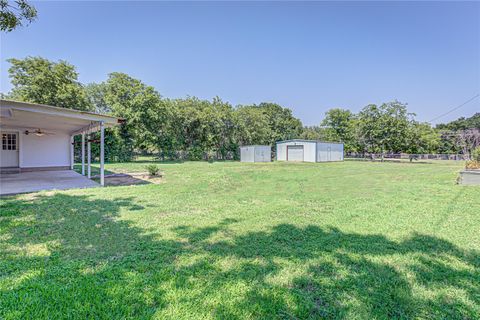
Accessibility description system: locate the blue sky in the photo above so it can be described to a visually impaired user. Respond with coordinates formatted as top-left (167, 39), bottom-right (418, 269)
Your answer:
top-left (1, 1), bottom-right (479, 125)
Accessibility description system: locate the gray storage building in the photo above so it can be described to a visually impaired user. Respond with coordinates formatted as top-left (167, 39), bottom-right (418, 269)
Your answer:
top-left (240, 145), bottom-right (271, 162)
top-left (276, 140), bottom-right (344, 162)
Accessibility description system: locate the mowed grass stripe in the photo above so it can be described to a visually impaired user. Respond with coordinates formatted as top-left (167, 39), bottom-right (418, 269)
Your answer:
top-left (1, 160), bottom-right (478, 319)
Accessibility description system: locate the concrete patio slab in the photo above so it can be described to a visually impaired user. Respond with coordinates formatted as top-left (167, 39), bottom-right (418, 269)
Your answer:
top-left (0, 170), bottom-right (99, 196)
top-left (459, 169), bottom-right (480, 186)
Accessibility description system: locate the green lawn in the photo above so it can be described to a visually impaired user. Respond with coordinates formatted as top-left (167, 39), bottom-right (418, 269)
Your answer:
top-left (1, 160), bottom-right (479, 319)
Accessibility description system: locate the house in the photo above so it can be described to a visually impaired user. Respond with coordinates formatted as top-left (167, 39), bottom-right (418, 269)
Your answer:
top-left (0, 99), bottom-right (122, 195)
top-left (276, 139), bottom-right (344, 162)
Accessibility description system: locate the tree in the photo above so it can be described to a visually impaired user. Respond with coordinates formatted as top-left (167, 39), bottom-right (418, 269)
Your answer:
top-left (259, 102), bottom-right (303, 145)
top-left (6, 57), bottom-right (92, 110)
top-left (235, 105), bottom-right (270, 146)
top-left (103, 72), bottom-right (169, 159)
top-left (357, 104), bottom-right (384, 155)
top-left (406, 122), bottom-right (440, 154)
top-left (437, 113), bottom-right (480, 154)
top-left (0, 0), bottom-right (37, 32)
top-left (300, 126), bottom-right (326, 141)
top-left (210, 97), bottom-right (237, 159)
top-left (437, 113), bottom-right (480, 131)
top-left (85, 82), bottom-right (110, 114)
top-left (437, 130), bottom-right (459, 154)
top-left (168, 96), bottom-right (237, 160)
top-left (455, 129), bottom-right (480, 159)
top-left (357, 101), bottom-right (415, 157)
top-left (321, 108), bottom-right (357, 152)
top-left (235, 103), bottom-right (302, 148)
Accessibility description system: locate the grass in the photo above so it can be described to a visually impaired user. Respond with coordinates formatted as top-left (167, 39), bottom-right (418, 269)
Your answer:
top-left (1, 160), bottom-right (479, 319)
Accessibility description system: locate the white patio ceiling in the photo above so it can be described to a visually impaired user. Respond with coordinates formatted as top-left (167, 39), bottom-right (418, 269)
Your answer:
top-left (0, 99), bottom-right (120, 135)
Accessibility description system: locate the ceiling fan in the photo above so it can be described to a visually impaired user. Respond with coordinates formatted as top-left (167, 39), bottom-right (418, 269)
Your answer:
top-left (24, 129), bottom-right (55, 136)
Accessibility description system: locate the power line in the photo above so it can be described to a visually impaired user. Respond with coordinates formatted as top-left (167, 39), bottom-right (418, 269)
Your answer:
top-left (429, 94), bottom-right (479, 123)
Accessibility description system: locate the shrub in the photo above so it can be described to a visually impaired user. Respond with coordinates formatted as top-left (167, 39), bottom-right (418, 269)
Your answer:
top-left (465, 160), bottom-right (480, 170)
top-left (472, 147), bottom-right (480, 162)
top-left (465, 147), bottom-right (480, 169)
top-left (146, 164), bottom-right (160, 176)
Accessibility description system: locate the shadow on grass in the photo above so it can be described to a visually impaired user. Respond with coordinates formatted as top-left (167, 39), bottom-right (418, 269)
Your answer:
top-left (73, 164), bottom-right (116, 176)
top-left (0, 194), bottom-right (478, 319)
top-left (92, 174), bottom-right (154, 187)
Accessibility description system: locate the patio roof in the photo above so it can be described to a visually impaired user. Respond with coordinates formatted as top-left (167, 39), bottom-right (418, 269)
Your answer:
top-left (0, 99), bottom-right (122, 135)
top-left (0, 99), bottom-right (123, 187)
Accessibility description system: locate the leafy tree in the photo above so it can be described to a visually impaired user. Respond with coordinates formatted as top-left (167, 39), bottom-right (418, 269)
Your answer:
top-left (437, 130), bottom-right (459, 154)
top-left (472, 146), bottom-right (480, 162)
top-left (437, 113), bottom-right (480, 131)
top-left (168, 96), bottom-right (238, 160)
top-left (436, 113), bottom-right (480, 153)
top-left (0, 0), bottom-right (37, 32)
top-left (210, 97), bottom-right (237, 159)
top-left (259, 102), bottom-right (303, 145)
top-left (455, 129), bottom-right (480, 158)
top-left (235, 103), bottom-right (302, 147)
top-left (300, 126), bottom-right (326, 140)
top-left (357, 104), bottom-right (384, 154)
top-left (406, 122), bottom-right (440, 154)
top-left (234, 105), bottom-right (271, 146)
top-left (321, 108), bottom-right (357, 152)
top-left (85, 82), bottom-right (110, 114)
top-left (357, 101), bottom-right (415, 157)
top-left (103, 72), bottom-right (168, 158)
top-left (6, 57), bottom-right (92, 110)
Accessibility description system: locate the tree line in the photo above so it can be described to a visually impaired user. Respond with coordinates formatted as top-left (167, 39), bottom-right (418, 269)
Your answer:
top-left (2, 56), bottom-right (479, 161)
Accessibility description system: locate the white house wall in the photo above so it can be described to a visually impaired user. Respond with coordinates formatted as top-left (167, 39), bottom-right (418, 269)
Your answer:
top-left (20, 131), bottom-right (71, 168)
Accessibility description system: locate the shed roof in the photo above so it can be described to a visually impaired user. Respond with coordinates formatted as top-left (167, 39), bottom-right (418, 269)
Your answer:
top-left (240, 145), bottom-right (271, 148)
top-left (276, 139), bottom-right (343, 144)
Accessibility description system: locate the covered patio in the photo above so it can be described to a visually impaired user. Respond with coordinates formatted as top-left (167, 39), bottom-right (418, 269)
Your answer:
top-left (0, 170), bottom-right (99, 196)
top-left (0, 99), bottom-right (122, 195)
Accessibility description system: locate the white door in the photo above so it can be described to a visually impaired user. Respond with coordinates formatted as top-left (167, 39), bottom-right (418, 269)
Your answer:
top-left (0, 132), bottom-right (19, 167)
top-left (287, 145), bottom-right (304, 161)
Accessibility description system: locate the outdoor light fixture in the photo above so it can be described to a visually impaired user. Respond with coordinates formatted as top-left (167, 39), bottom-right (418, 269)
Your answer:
top-left (24, 129), bottom-right (51, 136)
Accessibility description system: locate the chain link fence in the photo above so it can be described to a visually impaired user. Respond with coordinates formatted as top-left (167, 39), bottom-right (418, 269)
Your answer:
top-left (345, 152), bottom-right (469, 161)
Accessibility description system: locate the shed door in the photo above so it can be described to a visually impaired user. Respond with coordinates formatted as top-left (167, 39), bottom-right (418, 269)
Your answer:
top-left (0, 132), bottom-right (19, 167)
top-left (287, 145), bottom-right (304, 162)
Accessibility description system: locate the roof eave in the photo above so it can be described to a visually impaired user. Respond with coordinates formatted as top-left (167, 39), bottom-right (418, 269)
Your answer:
top-left (0, 99), bottom-right (122, 124)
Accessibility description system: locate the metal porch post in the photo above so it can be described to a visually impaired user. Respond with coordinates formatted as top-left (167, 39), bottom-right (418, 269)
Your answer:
top-left (100, 122), bottom-right (105, 186)
top-left (81, 133), bottom-right (85, 175)
top-left (87, 133), bottom-right (91, 179)
top-left (70, 135), bottom-right (74, 170)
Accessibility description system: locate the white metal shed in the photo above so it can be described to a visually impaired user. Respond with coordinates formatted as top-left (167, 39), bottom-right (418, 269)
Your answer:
top-left (276, 140), bottom-right (344, 162)
top-left (240, 145), bottom-right (271, 162)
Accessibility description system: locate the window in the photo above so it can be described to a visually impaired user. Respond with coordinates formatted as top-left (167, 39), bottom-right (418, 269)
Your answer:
top-left (2, 133), bottom-right (17, 151)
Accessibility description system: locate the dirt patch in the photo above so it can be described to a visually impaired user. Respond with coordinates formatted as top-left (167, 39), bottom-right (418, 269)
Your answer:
top-left (94, 172), bottom-right (163, 187)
